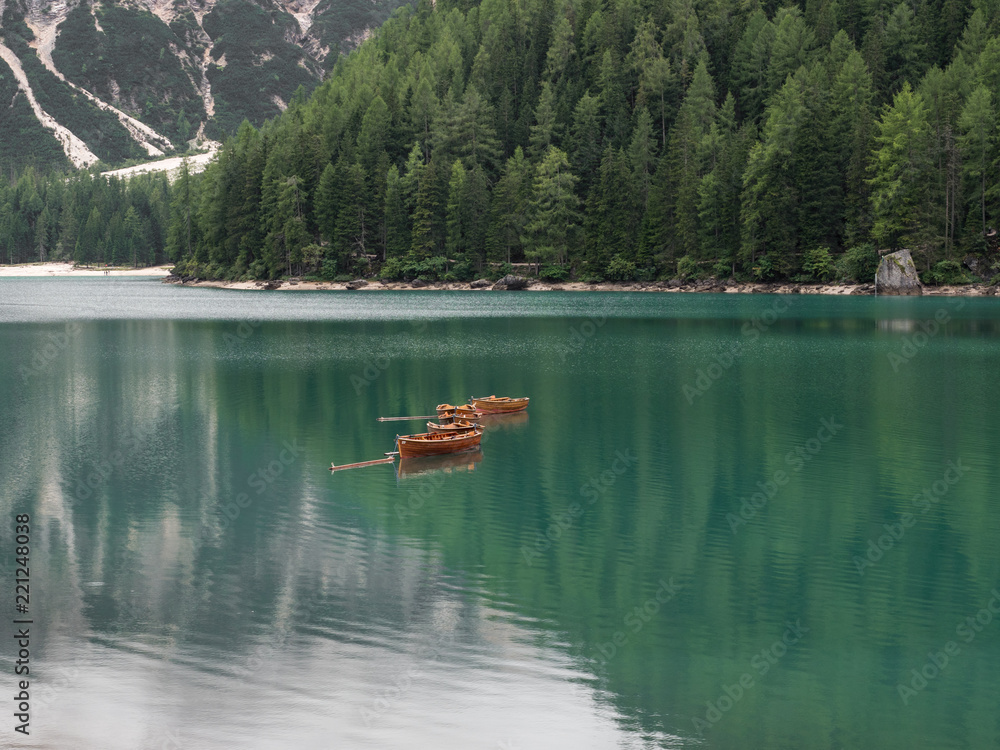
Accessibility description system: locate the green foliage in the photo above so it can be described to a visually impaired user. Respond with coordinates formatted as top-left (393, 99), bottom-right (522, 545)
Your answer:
top-left (802, 246), bottom-right (836, 281)
top-left (377, 255), bottom-right (450, 280)
top-left (538, 264), bottom-right (569, 281)
top-left (837, 243), bottom-right (880, 282)
top-left (0, 166), bottom-right (170, 266)
top-left (922, 259), bottom-right (972, 285)
top-left (752, 253), bottom-right (778, 281)
top-left (676, 255), bottom-right (697, 280)
top-left (36, 0), bottom-right (1000, 285)
top-left (605, 254), bottom-right (637, 281)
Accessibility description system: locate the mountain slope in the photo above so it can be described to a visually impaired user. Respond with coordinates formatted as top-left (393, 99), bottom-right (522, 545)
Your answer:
top-left (0, 0), bottom-right (412, 173)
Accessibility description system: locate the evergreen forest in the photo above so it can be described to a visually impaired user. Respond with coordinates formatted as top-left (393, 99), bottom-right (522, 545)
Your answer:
top-left (8, 0), bottom-right (1000, 284)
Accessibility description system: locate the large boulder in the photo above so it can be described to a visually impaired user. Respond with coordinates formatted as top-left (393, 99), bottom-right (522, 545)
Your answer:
top-left (492, 274), bottom-right (530, 290)
top-left (469, 278), bottom-right (492, 288)
top-left (345, 278), bottom-right (368, 290)
top-left (876, 249), bottom-right (923, 295)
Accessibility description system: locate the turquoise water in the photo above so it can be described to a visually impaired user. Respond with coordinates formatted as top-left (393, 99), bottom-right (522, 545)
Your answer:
top-left (1, 278), bottom-right (999, 748)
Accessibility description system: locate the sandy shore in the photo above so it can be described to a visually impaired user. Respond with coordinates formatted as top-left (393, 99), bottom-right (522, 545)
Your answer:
top-left (0, 262), bottom-right (173, 277)
top-left (163, 276), bottom-right (999, 296)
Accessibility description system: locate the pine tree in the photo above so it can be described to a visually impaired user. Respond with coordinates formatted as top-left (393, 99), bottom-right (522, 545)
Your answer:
top-left (868, 83), bottom-right (933, 250)
top-left (830, 47), bottom-right (875, 246)
top-left (741, 72), bottom-right (809, 275)
top-left (445, 159), bottom-right (469, 257)
top-left (384, 165), bottom-right (410, 259)
top-left (529, 82), bottom-right (560, 160)
top-left (487, 146), bottom-right (532, 264)
top-left (668, 60), bottom-right (717, 262)
top-left (522, 146), bottom-right (580, 270)
top-left (958, 85), bottom-right (996, 240)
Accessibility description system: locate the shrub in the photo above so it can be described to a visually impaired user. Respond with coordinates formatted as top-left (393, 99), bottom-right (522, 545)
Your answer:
top-left (837, 243), bottom-right (879, 282)
top-left (922, 260), bottom-right (971, 285)
top-left (488, 262), bottom-right (515, 281)
top-left (605, 254), bottom-right (637, 281)
top-left (379, 257), bottom-right (406, 280)
top-left (751, 253), bottom-right (778, 281)
top-left (449, 259), bottom-right (475, 281)
top-left (712, 260), bottom-right (732, 279)
top-left (539, 264), bottom-right (569, 282)
top-left (677, 255), bottom-right (697, 280)
top-left (248, 259), bottom-right (268, 279)
top-left (802, 246), bottom-right (836, 281)
top-left (421, 256), bottom-right (448, 279)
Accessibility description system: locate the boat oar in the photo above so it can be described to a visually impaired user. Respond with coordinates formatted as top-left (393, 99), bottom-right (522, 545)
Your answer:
top-left (377, 415), bottom-right (437, 422)
top-left (329, 456), bottom-right (396, 472)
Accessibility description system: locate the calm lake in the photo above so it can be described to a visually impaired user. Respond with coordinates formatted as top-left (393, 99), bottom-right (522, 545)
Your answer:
top-left (1, 278), bottom-right (999, 749)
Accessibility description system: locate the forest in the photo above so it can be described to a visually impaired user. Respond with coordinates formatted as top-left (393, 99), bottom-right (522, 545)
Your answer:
top-left (0, 168), bottom-right (170, 268)
top-left (6, 0), bottom-right (1000, 284)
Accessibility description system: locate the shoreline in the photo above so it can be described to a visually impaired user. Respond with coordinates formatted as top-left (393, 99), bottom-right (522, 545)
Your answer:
top-left (0, 263), bottom-right (994, 295)
top-left (0, 262), bottom-right (172, 277)
top-left (162, 275), bottom-right (999, 297)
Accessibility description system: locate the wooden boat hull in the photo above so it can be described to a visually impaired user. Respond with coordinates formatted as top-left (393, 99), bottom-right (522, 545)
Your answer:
top-left (426, 419), bottom-right (478, 433)
top-left (436, 404), bottom-right (483, 422)
top-left (469, 395), bottom-right (530, 413)
top-left (396, 427), bottom-right (483, 458)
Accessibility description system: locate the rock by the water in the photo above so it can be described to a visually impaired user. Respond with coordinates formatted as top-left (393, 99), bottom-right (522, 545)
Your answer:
top-left (346, 278), bottom-right (368, 290)
top-left (492, 274), bottom-right (529, 290)
top-left (410, 278), bottom-right (428, 288)
top-left (876, 249), bottom-right (923, 295)
top-left (469, 278), bottom-right (491, 288)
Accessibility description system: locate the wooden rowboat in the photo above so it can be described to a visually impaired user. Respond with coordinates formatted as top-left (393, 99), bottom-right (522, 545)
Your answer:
top-left (469, 395), bottom-right (530, 414)
top-left (426, 419), bottom-right (478, 433)
top-left (395, 426), bottom-right (483, 458)
top-left (435, 403), bottom-right (483, 422)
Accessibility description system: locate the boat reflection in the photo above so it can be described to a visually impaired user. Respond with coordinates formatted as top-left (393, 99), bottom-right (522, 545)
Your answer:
top-left (395, 449), bottom-right (483, 479)
top-left (877, 318), bottom-right (917, 332)
top-left (479, 411), bottom-right (529, 431)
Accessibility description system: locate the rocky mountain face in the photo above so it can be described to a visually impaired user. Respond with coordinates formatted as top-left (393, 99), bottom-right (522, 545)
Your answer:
top-left (0, 0), bottom-right (409, 172)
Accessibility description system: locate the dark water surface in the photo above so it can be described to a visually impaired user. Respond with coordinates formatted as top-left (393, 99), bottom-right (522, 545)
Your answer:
top-left (1, 278), bottom-right (999, 749)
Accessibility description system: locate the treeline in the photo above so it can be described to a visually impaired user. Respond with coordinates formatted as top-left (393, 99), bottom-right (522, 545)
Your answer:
top-left (0, 167), bottom-right (170, 267)
top-left (15, 0), bottom-right (1000, 283)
